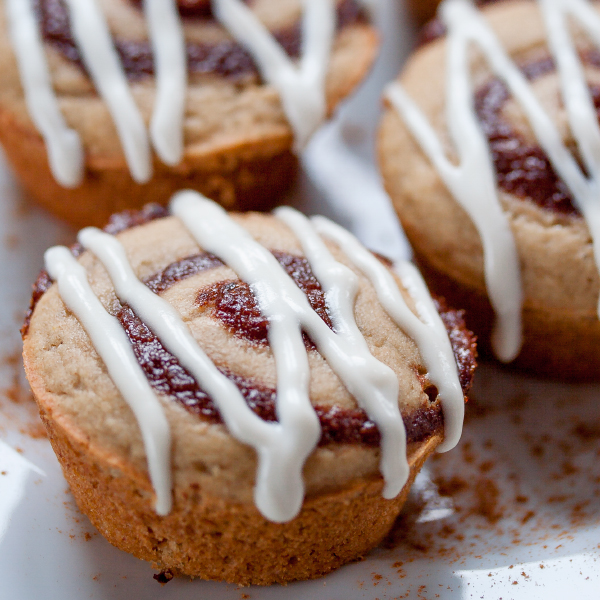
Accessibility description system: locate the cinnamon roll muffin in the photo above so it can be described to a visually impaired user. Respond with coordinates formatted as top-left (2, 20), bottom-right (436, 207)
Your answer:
top-left (379, 0), bottom-right (600, 379)
top-left (0, 0), bottom-right (377, 228)
top-left (22, 193), bottom-right (475, 584)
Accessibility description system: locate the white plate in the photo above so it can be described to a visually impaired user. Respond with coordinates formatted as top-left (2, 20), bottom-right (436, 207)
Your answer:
top-left (1, 2), bottom-right (600, 598)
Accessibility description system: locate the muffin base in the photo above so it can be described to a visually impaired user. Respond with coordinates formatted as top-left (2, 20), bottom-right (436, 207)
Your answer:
top-left (36, 396), bottom-right (441, 585)
top-left (0, 107), bottom-right (296, 229)
top-left (414, 251), bottom-right (600, 381)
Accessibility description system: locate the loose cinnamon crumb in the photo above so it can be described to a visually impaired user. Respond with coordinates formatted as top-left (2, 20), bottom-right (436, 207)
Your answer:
top-left (572, 422), bottom-right (600, 441)
top-left (1, 349), bottom-right (34, 406)
top-left (521, 511), bottom-right (535, 525)
top-left (435, 475), bottom-right (468, 497)
top-left (474, 479), bottom-right (503, 524)
top-left (20, 422), bottom-right (47, 439)
top-left (153, 570), bottom-right (174, 585)
top-left (561, 461), bottom-right (579, 476)
top-left (479, 460), bottom-right (494, 473)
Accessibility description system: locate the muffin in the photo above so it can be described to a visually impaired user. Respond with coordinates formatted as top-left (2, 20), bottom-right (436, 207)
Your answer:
top-left (379, 0), bottom-right (600, 379)
top-left (22, 191), bottom-right (475, 584)
top-left (0, 0), bottom-right (377, 228)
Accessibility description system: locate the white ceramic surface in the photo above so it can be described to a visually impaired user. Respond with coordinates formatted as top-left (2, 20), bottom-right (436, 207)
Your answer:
top-left (1, 1), bottom-right (600, 598)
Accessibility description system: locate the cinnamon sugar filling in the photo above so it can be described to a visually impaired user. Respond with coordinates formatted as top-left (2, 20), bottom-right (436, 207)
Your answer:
top-left (412, 31), bottom-right (600, 218)
top-left (474, 53), bottom-right (600, 216)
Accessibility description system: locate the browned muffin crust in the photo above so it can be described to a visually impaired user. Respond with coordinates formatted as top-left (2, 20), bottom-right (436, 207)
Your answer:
top-left (37, 403), bottom-right (441, 585)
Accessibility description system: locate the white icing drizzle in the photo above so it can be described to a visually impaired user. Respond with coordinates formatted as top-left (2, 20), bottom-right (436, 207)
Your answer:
top-left (538, 0), bottom-right (600, 316)
top-left (211, 0), bottom-right (336, 150)
top-left (77, 224), bottom-right (319, 523)
top-left (393, 260), bottom-right (464, 452)
top-left (274, 206), bottom-right (409, 497)
top-left (4, 0), bottom-right (83, 187)
top-left (44, 246), bottom-right (172, 515)
top-left (143, 0), bottom-right (186, 166)
top-left (61, 0), bottom-right (151, 183)
top-left (385, 0), bottom-right (523, 363)
top-left (45, 191), bottom-right (464, 521)
top-left (386, 0), bottom-right (600, 361)
top-left (312, 216), bottom-right (464, 452)
top-left (9, 0), bottom-right (339, 184)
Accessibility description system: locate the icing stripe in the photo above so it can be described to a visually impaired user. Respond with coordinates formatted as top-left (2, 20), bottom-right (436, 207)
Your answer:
top-left (213, 0), bottom-right (336, 149)
top-left (386, 0), bottom-right (526, 362)
top-left (274, 206), bottom-right (409, 497)
top-left (393, 261), bottom-right (464, 452)
top-left (44, 246), bottom-right (172, 515)
top-left (172, 192), bottom-right (326, 519)
top-left (62, 0), bottom-right (152, 183)
top-left (143, 0), bottom-right (187, 166)
top-left (312, 216), bottom-right (464, 452)
top-left (4, 0), bottom-right (83, 187)
top-left (78, 226), bottom-right (319, 524)
top-left (539, 0), bottom-right (600, 316)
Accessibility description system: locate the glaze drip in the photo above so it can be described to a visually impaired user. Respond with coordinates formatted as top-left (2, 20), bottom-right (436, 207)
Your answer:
top-left (310, 214), bottom-right (465, 453)
top-left (61, 0), bottom-right (152, 183)
top-left (6, 0), bottom-right (83, 187)
top-left (44, 246), bottom-right (173, 515)
top-left (212, 0), bottom-right (336, 148)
